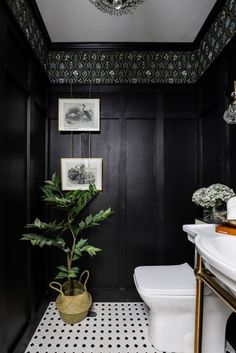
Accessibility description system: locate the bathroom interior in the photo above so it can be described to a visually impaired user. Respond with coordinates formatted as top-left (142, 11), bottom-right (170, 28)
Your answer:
top-left (1, 0), bottom-right (236, 352)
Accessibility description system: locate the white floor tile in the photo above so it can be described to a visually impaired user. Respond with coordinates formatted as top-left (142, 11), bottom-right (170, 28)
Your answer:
top-left (25, 302), bottom-right (159, 353)
top-left (24, 301), bottom-right (236, 353)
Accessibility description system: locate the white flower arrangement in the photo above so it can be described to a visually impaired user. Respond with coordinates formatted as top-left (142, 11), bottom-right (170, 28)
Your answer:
top-left (192, 183), bottom-right (235, 209)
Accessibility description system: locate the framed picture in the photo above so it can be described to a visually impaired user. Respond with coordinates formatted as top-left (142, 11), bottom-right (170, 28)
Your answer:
top-left (58, 98), bottom-right (100, 131)
top-left (61, 158), bottom-right (102, 191)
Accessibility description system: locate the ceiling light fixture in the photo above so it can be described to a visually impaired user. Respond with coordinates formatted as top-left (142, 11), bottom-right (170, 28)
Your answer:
top-left (223, 81), bottom-right (236, 124)
top-left (89, 0), bottom-right (146, 16)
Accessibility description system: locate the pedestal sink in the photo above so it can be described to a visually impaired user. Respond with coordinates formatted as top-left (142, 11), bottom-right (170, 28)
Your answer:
top-left (184, 224), bottom-right (236, 296)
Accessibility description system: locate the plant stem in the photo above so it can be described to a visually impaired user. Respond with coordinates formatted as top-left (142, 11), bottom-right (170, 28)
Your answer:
top-left (67, 214), bottom-right (77, 295)
top-left (66, 252), bottom-right (73, 295)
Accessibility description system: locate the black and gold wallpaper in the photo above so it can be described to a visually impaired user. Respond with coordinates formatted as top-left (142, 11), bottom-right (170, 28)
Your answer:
top-left (4, 0), bottom-right (236, 84)
top-left (5, 0), bottom-right (49, 70)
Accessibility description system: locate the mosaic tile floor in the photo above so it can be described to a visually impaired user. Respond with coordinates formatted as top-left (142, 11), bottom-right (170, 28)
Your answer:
top-left (24, 302), bottom-right (159, 353)
top-left (24, 301), bottom-right (235, 353)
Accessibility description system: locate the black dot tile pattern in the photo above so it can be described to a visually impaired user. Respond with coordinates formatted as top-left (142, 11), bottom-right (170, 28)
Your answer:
top-left (24, 302), bottom-right (236, 353)
top-left (24, 302), bottom-right (160, 353)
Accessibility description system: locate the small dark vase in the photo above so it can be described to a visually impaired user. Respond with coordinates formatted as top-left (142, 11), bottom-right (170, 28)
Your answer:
top-left (203, 206), bottom-right (226, 223)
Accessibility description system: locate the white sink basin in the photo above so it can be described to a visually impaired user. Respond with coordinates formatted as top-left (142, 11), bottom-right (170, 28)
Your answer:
top-left (183, 224), bottom-right (236, 296)
top-left (183, 224), bottom-right (216, 244)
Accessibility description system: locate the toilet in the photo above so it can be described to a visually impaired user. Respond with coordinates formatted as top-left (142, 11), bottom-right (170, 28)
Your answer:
top-left (134, 262), bottom-right (232, 353)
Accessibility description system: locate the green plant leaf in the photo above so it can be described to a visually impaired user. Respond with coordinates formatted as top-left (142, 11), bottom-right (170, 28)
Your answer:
top-left (26, 218), bottom-right (66, 233)
top-left (68, 267), bottom-right (80, 278)
top-left (21, 233), bottom-right (68, 252)
top-left (79, 221), bottom-right (85, 230)
top-left (71, 267), bottom-right (80, 273)
top-left (56, 265), bottom-right (68, 273)
top-left (73, 238), bottom-right (88, 260)
top-left (21, 233), bottom-right (53, 248)
top-left (69, 185), bottom-right (98, 217)
top-left (76, 238), bottom-right (88, 249)
top-left (85, 214), bottom-right (93, 226)
top-left (82, 245), bottom-right (102, 256)
top-left (55, 271), bottom-right (68, 280)
top-left (93, 208), bottom-right (113, 223)
top-left (72, 253), bottom-right (80, 261)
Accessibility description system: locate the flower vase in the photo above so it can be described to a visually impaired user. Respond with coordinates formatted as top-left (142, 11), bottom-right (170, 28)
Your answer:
top-left (203, 208), bottom-right (214, 223)
top-left (203, 206), bottom-right (226, 223)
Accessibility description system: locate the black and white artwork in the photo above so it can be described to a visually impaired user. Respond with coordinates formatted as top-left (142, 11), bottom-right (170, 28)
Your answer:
top-left (58, 98), bottom-right (100, 131)
top-left (61, 158), bottom-right (102, 190)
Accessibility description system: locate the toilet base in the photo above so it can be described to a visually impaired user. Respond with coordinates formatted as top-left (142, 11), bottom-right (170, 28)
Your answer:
top-left (147, 294), bottom-right (231, 353)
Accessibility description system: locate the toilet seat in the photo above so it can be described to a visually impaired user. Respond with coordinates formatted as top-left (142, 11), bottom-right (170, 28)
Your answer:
top-left (134, 263), bottom-right (208, 296)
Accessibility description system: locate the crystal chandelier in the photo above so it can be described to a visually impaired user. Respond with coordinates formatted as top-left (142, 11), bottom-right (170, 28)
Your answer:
top-left (223, 81), bottom-right (236, 124)
top-left (89, 0), bottom-right (146, 16)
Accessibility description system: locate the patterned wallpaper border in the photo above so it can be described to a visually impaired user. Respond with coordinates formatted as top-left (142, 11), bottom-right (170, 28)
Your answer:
top-left (4, 0), bottom-right (49, 71)
top-left (48, 0), bottom-right (236, 84)
top-left (48, 50), bottom-right (198, 84)
top-left (4, 0), bottom-right (236, 84)
top-left (197, 0), bottom-right (236, 77)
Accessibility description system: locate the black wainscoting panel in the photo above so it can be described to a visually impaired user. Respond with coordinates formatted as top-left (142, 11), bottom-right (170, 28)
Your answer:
top-left (201, 103), bottom-right (222, 184)
top-left (88, 119), bottom-right (120, 288)
top-left (48, 86), bottom-right (198, 294)
top-left (5, 74), bottom-right (28, 351)
top-left (126, 119), bottom-right (157, 286)
top-left (49, 120), bottom-right (73, 172)
top-left (0, 15), bottom-right (7, 353)
top-left (163, 91), bottom-right (197, 116)
top-left (199, 61), bottom-right (228, 186)
top-left (100, 93), bottom-right (124, 119)
top-left (125, 92), bottom-right (157, 115)
top-left (164, 119), bottom-right (197, 266)
top-left (30, 101), bottom-right (46, 220)
top-left (201, 102), bottom-right (227, 185)
top-left (6, 29), bottom-right (28, 88)
top-left (29, 100), bottom-right (47, 311)
top-left (0, 4), bottom-right (49, 351)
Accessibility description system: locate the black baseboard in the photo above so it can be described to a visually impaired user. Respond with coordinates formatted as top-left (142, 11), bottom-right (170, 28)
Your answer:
top-left (49, 287), bottom-right (141, 302)
top-left (12, 297), bottom-right (50, 353)
top-left (90, 288), bottom-right (141, 302)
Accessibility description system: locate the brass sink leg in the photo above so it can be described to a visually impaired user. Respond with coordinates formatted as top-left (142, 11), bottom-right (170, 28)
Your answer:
top-left (194, 254), bottom-right (204, 353)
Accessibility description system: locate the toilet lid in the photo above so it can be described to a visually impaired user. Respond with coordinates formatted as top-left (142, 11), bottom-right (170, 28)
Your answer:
top-left (134, 263), bottom-right (197, 296)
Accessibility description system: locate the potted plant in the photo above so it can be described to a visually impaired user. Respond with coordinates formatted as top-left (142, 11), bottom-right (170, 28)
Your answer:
top-left (21, 173), bottom-right (113, 323)
top-left (192, 183), bottom-right (235, 223)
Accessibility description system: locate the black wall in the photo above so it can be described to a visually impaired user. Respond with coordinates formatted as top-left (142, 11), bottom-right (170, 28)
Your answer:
top-left (0, 5), bottom-right (48, 353)
top-left (48, 85), bottom-right (198, 298)
top-left (198, 52), bottom-right (236, 188)
top-left (198, 39), bottom-right (236, 348)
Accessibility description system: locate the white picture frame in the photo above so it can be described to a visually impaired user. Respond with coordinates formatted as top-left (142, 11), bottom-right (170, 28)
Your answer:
top-left (61, 158), bottom-right (102, 191)
top-left (58, 98), bottom-right (100, 131)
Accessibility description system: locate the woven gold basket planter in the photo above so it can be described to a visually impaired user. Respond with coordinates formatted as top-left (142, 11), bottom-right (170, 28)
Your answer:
top-left (49, 270), bottom-right (92, 324)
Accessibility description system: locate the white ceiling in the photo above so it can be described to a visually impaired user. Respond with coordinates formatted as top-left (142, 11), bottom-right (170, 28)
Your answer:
top-left (36, 0), bottom-right (217, 43)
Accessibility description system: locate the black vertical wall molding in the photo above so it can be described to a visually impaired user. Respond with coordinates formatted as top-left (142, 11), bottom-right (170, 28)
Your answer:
top-left (118, 94), bottom-right (128, 290)
top-left (154, 92), bottom-right (165, 265)
top-left (0, 13), bottom-right (7, 353)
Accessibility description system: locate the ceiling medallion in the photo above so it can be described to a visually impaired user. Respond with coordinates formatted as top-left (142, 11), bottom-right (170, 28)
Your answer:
top-left (89, 0), bottom-right (146, 16)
